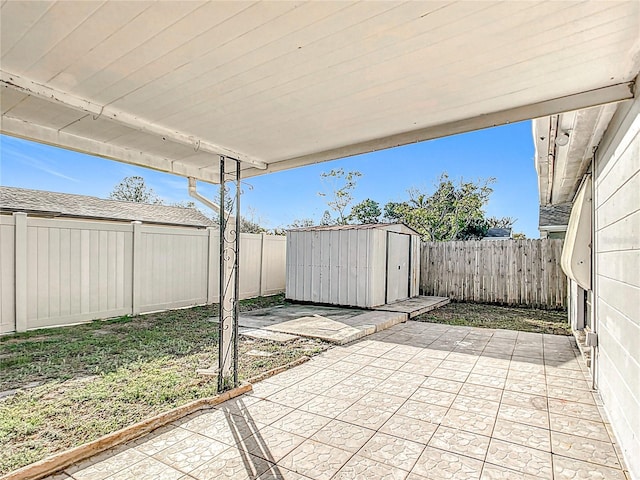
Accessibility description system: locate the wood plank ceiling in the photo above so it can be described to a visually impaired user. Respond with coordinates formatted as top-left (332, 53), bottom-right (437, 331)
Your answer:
top-left (1, 1), bottom-right (639, 183)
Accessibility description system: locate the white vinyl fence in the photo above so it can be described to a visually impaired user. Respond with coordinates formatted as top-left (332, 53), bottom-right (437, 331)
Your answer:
top-left (0, 213), bottom-right (286, 334)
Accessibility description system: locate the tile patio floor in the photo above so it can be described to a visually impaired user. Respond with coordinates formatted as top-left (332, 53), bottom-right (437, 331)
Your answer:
top-left (49, 321), bottom-right (629, 480)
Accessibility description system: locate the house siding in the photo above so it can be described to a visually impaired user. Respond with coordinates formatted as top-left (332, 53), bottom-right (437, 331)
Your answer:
top-left (594, 94), bottom-right (640, 480)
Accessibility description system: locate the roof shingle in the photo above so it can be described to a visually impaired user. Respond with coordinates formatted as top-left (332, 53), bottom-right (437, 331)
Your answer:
top-left (0, 186), bottom-right (215, 228)
top-left (539, 203), bottom-right (572, 228)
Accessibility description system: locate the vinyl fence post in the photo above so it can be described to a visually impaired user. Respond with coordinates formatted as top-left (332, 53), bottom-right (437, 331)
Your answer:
top-left (259, 232), bottom-right (266, 297)
top-left (131, 221), bottom-right (142, 315)
top-left (14, 212), bottom-right (28, 332)
top-left (207, 227), bottom-right (216, 304)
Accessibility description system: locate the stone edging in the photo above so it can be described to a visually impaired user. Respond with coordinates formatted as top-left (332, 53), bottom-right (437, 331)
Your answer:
top-left (1, 386), bottom-right (252, 480)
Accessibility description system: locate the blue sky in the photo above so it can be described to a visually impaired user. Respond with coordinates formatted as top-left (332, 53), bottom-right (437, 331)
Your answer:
top-left (0, 120), bottom-right (540, 237)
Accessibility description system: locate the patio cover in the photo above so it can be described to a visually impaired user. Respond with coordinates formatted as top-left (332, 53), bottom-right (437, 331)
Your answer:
top-left (1, 1), bottom-right (639, 183)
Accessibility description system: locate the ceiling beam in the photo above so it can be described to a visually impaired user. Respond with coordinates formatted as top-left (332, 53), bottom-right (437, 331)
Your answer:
top-left (1, 116), bottom-right (220, 183)
top-left (0, 70), bottom-right (267, 170)
top-left (241, 81), bottom-right (635, 179)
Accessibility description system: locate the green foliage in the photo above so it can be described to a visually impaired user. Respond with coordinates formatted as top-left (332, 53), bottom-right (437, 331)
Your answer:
top-left (384, 173), bottom-right (496, 241)
top-left (318, 168), bottom-right (362, 225)
top-left (270, 218), bottom-right (314, 235)
top-left (289, 218), bottom-right (315, 228)
top-left (350, 198), bottom-right (381, 224)
top-left (485, 216), bottom-right (516, 229)
top-left (108, 176), bottom-right (164, 204)
top-left (320, 210), bottom-right (333, 225)
top-left (512, 232), bottom-right (527, 239)
top-left (240, 217), bottom-right (266, 234)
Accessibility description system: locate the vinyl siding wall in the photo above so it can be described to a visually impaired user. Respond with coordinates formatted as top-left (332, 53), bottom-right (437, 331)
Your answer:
top-left (594, 94), bottom-right (640, 480)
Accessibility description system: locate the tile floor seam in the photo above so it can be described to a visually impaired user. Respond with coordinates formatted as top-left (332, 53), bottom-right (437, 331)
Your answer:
top-left (144, 441), bottom-right (225, 479)
top-left (478, 331), bottom-right (504, 469)
top-left (550, 451), bottom-right (627, 471)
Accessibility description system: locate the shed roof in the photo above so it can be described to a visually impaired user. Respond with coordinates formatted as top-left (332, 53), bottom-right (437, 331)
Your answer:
top-left (289, 223), bottom-right (420, 236)
top-left (0, 186), bottom-right (215, 228)
top-left (1, 2), bottom-right (638, 183)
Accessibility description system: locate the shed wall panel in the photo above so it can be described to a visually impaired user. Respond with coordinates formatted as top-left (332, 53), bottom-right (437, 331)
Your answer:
top-left (411, 235), bottom-right (421, 297)
top-left (285, 225), bottom-right (419, 308)
top-left (369, 229), bottom-right (387, 308)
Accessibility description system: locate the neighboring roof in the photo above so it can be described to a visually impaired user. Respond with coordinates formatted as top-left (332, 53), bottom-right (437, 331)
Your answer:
top-left (539, 203), bottom-right (572, 229)
top-left (483, 227), bottom-right (512, 239)
top-left (1, 2), bottom-right (637, 183)
top-left (289, 223), bottom-right (421, 236)
top-left (0, 186), bottom-right (215, 228)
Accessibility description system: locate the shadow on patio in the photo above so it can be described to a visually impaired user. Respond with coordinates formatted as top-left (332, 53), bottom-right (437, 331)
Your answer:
top-left (54, 320), bottom-right (628, 480)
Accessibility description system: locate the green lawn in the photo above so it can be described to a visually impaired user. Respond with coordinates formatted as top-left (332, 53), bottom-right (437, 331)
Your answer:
top-left (415, 301), bottom-right (571, 335)
top-left (0, 295), bottom-right (326, 474)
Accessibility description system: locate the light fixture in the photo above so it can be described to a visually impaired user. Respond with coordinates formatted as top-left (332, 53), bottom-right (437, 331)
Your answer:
top-left (555, 131), bottom-right (570, 147)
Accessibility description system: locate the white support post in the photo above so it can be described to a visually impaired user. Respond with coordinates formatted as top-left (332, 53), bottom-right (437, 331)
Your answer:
top-left (131, 221), bottom-right (142, 315)
top-left (13, 212), bottom-right (28, 333)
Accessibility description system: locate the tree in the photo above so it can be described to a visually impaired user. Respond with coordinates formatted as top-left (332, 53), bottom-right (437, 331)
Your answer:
top-left (320, 210), bottom-right (333, 226)
top-left (350, 198), bottom-right (381, 224)
top-left (289, 218), bottom-right (315, 228)
top-left (485, 216), bottom-right (516, 229)
top-left (512, 232), bottom-right (527, 239)
top-left (318, 168), bottom-right (362, 225)
top-left (383, 201), bottom-right (409, 222)
top-left (384, 173), bottom-right (495, 241)
top-left (270, 218), bottom-right (314, 235)
top-left (238, 207), bottom-right (267, 234)
top-left (109, 176), bottom-right (163, 204)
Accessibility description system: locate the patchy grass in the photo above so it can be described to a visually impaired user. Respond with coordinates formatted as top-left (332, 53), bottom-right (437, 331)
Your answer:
top-left (415, 301), bottom-right (571, 335)
top-left (0, 294), bottom-right (326, 474)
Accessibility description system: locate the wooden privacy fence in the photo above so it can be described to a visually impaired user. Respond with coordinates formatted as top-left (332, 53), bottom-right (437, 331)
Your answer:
top-left (420, 239), bottom-right (567, 309)
top-left (0, 213), bottom-right (286, 334)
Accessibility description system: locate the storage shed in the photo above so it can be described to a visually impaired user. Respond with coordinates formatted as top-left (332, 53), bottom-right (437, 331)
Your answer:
top-left (286, 224), bottom-right (421, 308)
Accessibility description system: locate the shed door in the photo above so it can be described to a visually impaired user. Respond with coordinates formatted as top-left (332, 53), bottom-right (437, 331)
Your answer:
top-left (386, 232), bottom-right (410, 303)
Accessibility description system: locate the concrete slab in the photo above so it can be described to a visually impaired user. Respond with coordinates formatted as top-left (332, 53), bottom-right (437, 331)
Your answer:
top-left (239, 328), bottom-right (300, 343)
top-left (239, 304), bottom-right (366, 328)
top-left (265, 315), bottom-right (370, 345)
top-left (224, 304), bottom-right (410, 345)
top-left (374, 295), bottom-right (450, 318)
top-left (341, 310), bottom-right (407, 332)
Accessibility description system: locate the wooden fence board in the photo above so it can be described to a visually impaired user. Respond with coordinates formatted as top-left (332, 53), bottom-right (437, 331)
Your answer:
top-left (420, 239), bottom-right (567, 309)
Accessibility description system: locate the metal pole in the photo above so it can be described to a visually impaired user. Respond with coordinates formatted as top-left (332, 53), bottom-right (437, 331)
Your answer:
top-left (233, 159), bottom-right (241, 387)
top-left (218, 155), bottom-right (225, 392)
